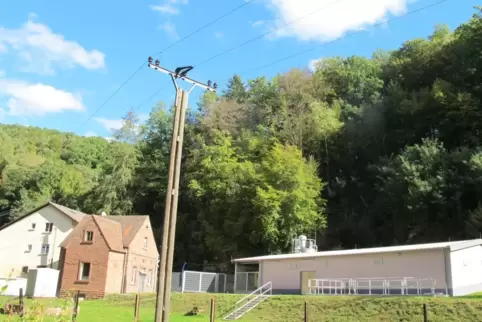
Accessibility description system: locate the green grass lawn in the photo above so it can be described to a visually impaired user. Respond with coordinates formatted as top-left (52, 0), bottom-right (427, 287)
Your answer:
top-left (1, 292), bottom-right (482, 321)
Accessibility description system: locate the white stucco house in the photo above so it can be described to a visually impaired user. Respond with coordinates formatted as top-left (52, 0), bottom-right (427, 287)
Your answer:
top-left (232, 238), bottom-right (482, 297)
top-left (0, 202), bottom-right (87, 278)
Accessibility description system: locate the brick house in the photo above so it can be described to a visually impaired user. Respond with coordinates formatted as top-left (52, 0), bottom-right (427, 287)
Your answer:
top-left (58, 214), bottom-right (159, 299)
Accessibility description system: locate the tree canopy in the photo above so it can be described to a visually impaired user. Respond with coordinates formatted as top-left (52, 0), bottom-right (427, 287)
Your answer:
top-left (2, 8), bottom-right (482, 270)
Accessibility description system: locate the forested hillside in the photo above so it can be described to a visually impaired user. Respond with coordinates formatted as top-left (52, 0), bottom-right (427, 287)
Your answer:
top-left (2, 8), bottom-right (482, 270)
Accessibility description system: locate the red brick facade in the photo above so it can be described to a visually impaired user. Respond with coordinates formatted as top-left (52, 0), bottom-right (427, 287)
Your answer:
top-left (59, 216), bottom-right (121, 299)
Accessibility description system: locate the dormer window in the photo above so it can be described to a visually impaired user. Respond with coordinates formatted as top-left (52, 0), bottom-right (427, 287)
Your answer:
top-left (84, 231), bottom-right (94, 242)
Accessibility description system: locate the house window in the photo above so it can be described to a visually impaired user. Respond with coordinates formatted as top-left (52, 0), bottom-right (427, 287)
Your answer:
top-left (31, 223), bottom-right (36, 230)
top-left (45, 223), bottom-right (53, 233)
top-left (26, 244), bottom-right (32, 252)
top-left (79, 262), bottom-right (91, 281)
top-left (21, 266), bottom-right (29, 274)
top-left (148, 269), bottom-right (153, 286)
top-left (41, 244), bottom-right (50, 255)
top-left (84, 231), bottom-right (94, 242)
top-left (143, 237), bottom-right (148, 249)
top-left (131, 266), bottom-right (137, 284)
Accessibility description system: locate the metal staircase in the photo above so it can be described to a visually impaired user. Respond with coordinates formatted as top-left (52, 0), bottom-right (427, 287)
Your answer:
top-left (224, 281), bottom-right (272, 320)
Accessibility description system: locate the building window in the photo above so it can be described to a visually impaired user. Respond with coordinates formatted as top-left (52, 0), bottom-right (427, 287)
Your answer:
top-left (31, 223), bottom-right (36, 230)
top-left (84, 231), bottom-right (94, 242)
top-left (373, 258), bottom-right (383, 265)
top-left (26, 244), bottom-right (32, 252)
top-left (148, 269), bottom-right (153, 286)
top-left (45, 223), bottom-right (53, 233)
top-left (40, 244), bottom-right (50, 255)
top-left (21, 266), bottom-right (29, 274)
top-left (131, 266), bottom-right (137, 284)
top-left (79, 262), bottom-right (91, 281)
top-left (143, 237), bottom-right (148, 249)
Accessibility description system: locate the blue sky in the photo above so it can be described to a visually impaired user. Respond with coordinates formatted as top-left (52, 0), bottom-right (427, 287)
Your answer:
top-left (0, 0), bottom-right (477, 138)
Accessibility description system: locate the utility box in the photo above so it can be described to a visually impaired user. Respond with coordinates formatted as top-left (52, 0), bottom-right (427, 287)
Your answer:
top-left (25, 268), bottom-right (60, 298)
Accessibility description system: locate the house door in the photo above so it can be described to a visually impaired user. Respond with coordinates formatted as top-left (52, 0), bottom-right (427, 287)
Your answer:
top-left (300, 271), bottom-right (316, 295)
top-left (138, 272), bottom-right (147, 293)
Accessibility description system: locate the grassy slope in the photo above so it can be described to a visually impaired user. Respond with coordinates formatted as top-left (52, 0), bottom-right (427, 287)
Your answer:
top-left (1, 293), bottom-right (482, 321)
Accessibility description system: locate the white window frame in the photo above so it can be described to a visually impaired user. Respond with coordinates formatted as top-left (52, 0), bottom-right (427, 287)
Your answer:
top-left (40, 244), bottom-right (50, 255)
top-left (45, 223), bottom-right (53, 233)
top-left (79, 262), bottom-right (91, 281)
top-left (26, 244), bottom-right (32, 252)
top-left (131, 266), bottom-right (137, 284)
top-left (143, 237), bottom-right (148, 249)
top-left (30, 223), bottom-right (36, 230)
top-left (148, 269), bottom-right (153, 286)
top-left (84, 231), bottom-right (94, 242)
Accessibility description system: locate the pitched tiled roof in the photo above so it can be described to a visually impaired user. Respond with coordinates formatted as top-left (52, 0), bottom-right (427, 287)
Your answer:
top-left (0, 201), bottom-right (87, 231)
top-left (92, 215), bottom-right (125, 252)
top-left (106, 216), bottom-right (149, 247)
top-left (48, 202), bottom-right (88, 223)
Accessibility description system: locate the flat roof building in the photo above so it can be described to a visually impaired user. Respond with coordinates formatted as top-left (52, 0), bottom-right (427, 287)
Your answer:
top-left (232, 238), bottom-right (482, 296)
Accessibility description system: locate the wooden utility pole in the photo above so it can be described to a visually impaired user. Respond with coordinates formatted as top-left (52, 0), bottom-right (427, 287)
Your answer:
top-left (148, 57), bottom-right (217, 322)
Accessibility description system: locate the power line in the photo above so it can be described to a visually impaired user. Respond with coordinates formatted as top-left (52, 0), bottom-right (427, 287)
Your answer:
top-left (75, 0), bottom-right (254, 132)
top-left (151, 0), bottom-right (254, 57)
top-left (242, 0), bottom-right (449, 74)
top-left (136, 0), bottom-right (449, 105)
top-left (193, 0), bottom-right (346, 68)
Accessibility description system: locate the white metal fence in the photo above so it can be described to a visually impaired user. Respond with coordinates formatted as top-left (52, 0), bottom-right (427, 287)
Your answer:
top-left (235, 272), bottom-right (259, 293)
top-left (181, 270), bottom-right (227, 293)
top-left (308, 277), bottom-right (439, 296)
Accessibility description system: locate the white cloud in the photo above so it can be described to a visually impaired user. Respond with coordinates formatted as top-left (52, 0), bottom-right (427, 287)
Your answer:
top-left (94, 117), bottom-right (124, 132)
top-left (0, 13), bottom-right (105, 75)
top-left (150, 0), bottom-right (188, 15)
top-left (252, 20), bottom-right (265, 28)
top-left (214, 31), bottom-right (224, 39)
top-left (0, 78), bottom-right (84, 116)
top-left (308, 57), bottom-right (324, 71)
top-left (150, 4), bottom-right (179, 15)
top-left (158, 22), bottom-right (179, 40)
top-left (265, 0), bottom-right (409, 42)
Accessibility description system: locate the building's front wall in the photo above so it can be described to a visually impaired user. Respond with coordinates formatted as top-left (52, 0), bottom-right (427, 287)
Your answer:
top-left (59, 217), bottom-right (113, 299)
top-left (260, 249), bottom-right (447, 294)
top-left (449, 245), bottom-right (482, 296)
top-left (105, 251), bottom-right (125, 294)
top-left (0, 205), bottom-right (77, 278)
top-left (124, 218), bottom-right (159, 293)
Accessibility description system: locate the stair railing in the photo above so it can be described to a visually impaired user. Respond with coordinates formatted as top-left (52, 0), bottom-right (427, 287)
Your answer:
top-left (223, 281), bottom-right (272, 320)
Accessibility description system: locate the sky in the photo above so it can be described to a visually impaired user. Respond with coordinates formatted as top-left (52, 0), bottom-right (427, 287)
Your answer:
top-left (0, 0), bottom-right (477, 138)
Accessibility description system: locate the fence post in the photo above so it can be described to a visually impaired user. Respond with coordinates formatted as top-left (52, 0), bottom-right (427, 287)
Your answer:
top-left (199, 272), bottom-right (203, 292)
top-left (134, 294), bottom-right (141, 321)
top-left (210, 298), bottom-right (216, 322)
top-left (423, 303), bottom-right (428, 322)
top-left (181, 271), bottom-right (186, 293)
top-left (304, 301), bottom-right (308, 322)
top-left (18, 288), bottom-right (24, 317)
top-left (72, 290), bottom-right (80, 322)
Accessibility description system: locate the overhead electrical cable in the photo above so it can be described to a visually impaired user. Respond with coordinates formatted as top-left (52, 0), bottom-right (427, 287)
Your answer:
top-left (74, 0), bottom-right (254, 132)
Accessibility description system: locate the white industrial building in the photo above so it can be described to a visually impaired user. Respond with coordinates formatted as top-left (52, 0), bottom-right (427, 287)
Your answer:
top-left (232, 237), bottom-right (482, 297)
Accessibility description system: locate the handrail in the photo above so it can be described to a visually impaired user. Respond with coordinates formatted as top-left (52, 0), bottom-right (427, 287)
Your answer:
top-left (224, 283), bottom-right (272, 320)
top-left (235, 281), bottom-right (272, 305)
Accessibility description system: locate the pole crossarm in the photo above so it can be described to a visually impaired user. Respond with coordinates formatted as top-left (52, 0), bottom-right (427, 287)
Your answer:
top-left (147, 57), bottom-right (217, 92)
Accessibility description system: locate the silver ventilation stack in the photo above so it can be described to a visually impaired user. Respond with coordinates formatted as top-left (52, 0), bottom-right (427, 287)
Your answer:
top-left (291, 235), bottom-right (318, 254)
